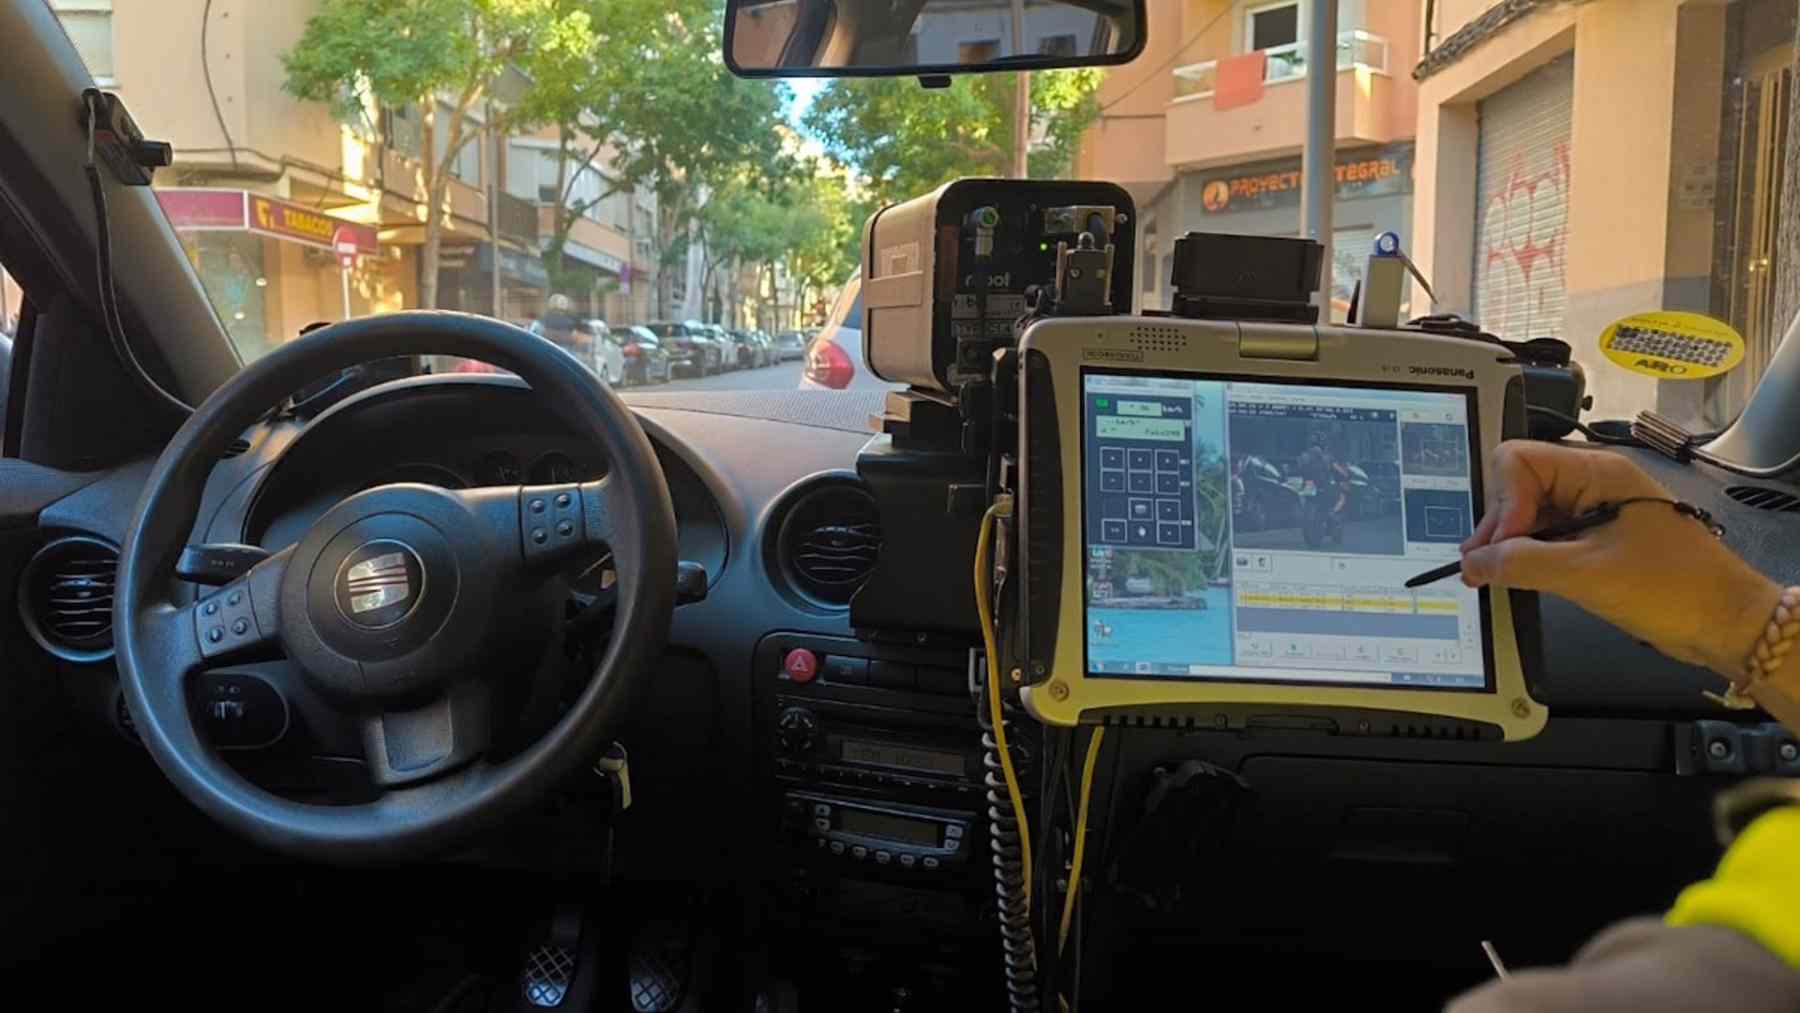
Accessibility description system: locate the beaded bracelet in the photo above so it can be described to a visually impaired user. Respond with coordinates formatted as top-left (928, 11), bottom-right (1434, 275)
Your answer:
top-left (1713, 586), bottom-right (1800, 710)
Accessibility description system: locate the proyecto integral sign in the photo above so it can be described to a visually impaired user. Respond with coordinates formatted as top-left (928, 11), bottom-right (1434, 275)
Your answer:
top-left (1197, 144), bottom-right (1415, 215)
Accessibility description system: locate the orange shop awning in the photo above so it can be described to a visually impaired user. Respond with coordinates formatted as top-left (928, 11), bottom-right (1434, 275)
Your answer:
top-left (155, 188), bottom-right (379, 255)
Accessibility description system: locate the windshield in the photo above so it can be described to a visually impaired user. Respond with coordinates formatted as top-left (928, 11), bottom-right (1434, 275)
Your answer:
top-left (49, 0), bottom-right (1800, 426)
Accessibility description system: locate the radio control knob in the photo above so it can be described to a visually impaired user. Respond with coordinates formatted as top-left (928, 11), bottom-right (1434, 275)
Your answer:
top-left (775, 706), bottom-right (818, 755)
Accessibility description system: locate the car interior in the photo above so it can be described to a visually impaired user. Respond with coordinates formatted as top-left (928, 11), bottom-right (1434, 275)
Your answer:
top-left (4, 1), bottom-right (1800, 1011)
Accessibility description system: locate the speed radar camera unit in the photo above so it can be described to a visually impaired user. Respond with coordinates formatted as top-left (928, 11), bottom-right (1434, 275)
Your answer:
top-left (860, 178), bottom-right (1137, 395)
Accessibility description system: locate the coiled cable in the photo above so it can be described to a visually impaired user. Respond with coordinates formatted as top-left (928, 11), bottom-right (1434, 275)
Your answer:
top-left (976, 499), bottom-right (1039, 1010)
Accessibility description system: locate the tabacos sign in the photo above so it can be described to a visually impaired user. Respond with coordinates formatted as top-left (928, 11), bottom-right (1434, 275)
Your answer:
top-left (1198, 144), bottom-right (1414, 214)
top-left (248, 195), bottom-right (378, 254)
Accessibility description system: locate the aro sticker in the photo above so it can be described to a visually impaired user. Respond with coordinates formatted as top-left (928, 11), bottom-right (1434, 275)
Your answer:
top-left (1598, 311), bottom-right (1744, 381)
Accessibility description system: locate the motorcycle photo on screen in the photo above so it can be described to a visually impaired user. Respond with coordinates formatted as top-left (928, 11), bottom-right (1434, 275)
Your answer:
top-left (3, 0), bottom-right (1800, 1010)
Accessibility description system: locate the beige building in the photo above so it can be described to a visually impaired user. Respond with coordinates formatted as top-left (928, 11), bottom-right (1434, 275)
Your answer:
top-left (45, 0), bottom-right (658, 359)
top-left (1411, 0), bottom-right (1794, 424)
top-left (1076, 0), bottom-right (1423, 316)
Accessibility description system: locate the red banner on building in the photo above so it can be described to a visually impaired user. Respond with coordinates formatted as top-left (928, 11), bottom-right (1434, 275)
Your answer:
top-left (155, 188), bottom-right (378, 255)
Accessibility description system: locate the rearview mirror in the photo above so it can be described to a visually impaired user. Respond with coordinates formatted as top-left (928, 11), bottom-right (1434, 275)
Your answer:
top-left (725, 0), bottom-right (1144, 78)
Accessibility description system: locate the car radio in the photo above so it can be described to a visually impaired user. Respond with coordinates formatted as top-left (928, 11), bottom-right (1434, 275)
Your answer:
top-left (782, 792), bottom-right (975, 873)
top-left (756, 633), bottom-right (1029, 886)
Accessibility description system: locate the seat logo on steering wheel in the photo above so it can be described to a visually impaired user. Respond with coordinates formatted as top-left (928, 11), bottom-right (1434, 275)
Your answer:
top-left (334, 540), bottom-right (426, 629)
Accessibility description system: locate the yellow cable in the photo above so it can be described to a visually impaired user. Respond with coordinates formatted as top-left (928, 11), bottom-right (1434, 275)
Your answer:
top-left (1058, 726), bottom-right (1104, 955)
top-left (975, 499), bottom-right (1031, 901)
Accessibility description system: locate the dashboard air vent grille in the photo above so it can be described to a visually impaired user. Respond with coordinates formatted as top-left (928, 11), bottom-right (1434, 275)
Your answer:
top-left (1725, 485), bottom-right (1800, 513)
top-left (20, 536), bottom-right (120, 662)
top-left (777, 483), bottom-right (882, 607)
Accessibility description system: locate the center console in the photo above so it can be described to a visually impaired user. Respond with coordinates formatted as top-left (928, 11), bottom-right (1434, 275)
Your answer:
top-left (755, 633), bottom-right (1016, 894)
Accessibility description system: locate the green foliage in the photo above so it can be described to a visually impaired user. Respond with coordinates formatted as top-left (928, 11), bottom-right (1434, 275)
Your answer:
top-left (582, 0), bottom-right (790, 272)
top-left (283, 0), bottom-right (588, 131)
top-left (803, 69), bottom-right (1104, 207)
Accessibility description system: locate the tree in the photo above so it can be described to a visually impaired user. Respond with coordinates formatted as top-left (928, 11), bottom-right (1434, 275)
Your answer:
top-left (781, 168), bottom-right (859, 325)
top-left (283, 0), bottom-right (596, 309)
top-left (804, 69), bottom-right (1104, 209)
top-left (576, 0), bottom-right (790, 318)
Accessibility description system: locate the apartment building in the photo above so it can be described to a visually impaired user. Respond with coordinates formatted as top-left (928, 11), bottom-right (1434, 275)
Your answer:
top-left (1075, 0), bottom-right (1422, 317)
top-left (44, 0), bottom-right (659, 359)
top-left (1411, 0), bottom-right (1795, 424)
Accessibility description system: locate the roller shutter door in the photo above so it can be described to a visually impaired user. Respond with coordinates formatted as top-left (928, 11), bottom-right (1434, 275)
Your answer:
top-left (1472, 54), bottom-right (1574, 341)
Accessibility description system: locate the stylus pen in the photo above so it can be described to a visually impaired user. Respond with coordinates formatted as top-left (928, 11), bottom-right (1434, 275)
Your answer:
top-left (1403, 503), bottom-right (1625, 589)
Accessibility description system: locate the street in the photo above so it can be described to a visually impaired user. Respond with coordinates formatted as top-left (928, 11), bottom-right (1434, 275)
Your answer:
top-left (643, 359), bottom-right (806, 392)
top-left (1235, 515), bottom-right (1406, 555)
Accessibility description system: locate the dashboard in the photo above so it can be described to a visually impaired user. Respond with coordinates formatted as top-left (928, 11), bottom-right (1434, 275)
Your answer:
top-left (8, 374), bottom-right (1800, 965)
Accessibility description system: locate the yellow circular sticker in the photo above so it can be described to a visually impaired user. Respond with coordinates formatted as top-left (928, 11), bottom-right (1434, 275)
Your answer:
top-left (1598, 311), bottom-right (1744, 380)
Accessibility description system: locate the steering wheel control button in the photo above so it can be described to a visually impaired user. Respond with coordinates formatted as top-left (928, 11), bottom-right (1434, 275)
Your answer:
top-left (782, 648), bottom-right (819, 683)
top-left (851, 845), bottom-right (868, 860)
top-left (899, 854), bottom-right (917, 869)
top-left (868, 660), bottom-right (915, 690)
top-left (333, 540), bottom-right (426, 630)
top-left (875, 850), bottom-right (892, 865)
top-left (197, 582), bottom-right (262, 659)
top-left (522, 484), bottom-right (587, 564)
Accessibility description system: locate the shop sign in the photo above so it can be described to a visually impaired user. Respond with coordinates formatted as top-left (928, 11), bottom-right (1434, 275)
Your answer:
top-left (249, 195), bottom-right (378, 254)
top-left (1197, 144), bottom-right (1414, 215)
top-left (155, 188), bottom-right (379, 254)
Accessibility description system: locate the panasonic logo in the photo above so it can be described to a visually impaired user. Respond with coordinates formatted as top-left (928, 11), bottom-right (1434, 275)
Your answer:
top-left (1084, 348), bottom-right (1144, 362)
top-left (1408, 365), bottom-right (1476, 380)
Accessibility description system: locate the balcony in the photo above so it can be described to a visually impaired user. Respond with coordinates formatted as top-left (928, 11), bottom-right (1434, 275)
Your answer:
top-left (1165, 30), bottom-right (1406, 170)
top-left (1173, 30), bottom-right (1390, 100)
top-left (496, 190), bottom-right (540, 247)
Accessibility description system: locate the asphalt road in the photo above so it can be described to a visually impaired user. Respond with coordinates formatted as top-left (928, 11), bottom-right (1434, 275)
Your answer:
top-left (647, 358), bottom-right (806, 392)
top-left (1235, 515), bottom-right (1406, 555)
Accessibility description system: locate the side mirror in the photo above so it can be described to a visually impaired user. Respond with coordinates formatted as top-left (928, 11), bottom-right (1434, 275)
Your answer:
top-left (724, 0), bottom-right (1145, 79)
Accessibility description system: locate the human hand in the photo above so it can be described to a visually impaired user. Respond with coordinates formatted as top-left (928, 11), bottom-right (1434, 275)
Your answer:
top-left (1459, 441), bottom-right (1780, 677)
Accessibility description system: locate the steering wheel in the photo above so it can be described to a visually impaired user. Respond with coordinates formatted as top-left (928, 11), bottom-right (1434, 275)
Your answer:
top-left (114, 312), bottom-right (677, 861)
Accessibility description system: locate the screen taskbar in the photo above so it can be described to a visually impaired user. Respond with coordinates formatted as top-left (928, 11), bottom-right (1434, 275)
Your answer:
top-left (1087, 659), bottom-right (1484, 688)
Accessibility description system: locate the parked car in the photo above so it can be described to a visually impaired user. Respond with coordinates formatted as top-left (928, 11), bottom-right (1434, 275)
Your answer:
top-left (773, 330), bottom-right (806, 362)
top-left (576, 319), bottom-right (626, 385)
top-left (749, 330), bottom-right (776, 368)
top-left (645, 321), bottom-right (722, 377)
top-left (801, 274), bottom-right (896, 390)
top-left (707, 324), bottom-right (751, 370)
top-left (617, 325), bottom-right (672, 385)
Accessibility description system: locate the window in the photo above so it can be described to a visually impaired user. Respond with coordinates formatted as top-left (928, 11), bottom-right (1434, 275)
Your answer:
top-left (1247, 2), bottom-right (1300, 52)
top-left (432, 103), bottom-right (482, 186)
top-left (958, 39), bottom-right (1000, 64)
top-left (1038, 34), bottom-right (1078, 58)
top-left (52, 1), bottom-right (114, 83)
top-left (387, 104), bottom-right (424, 160)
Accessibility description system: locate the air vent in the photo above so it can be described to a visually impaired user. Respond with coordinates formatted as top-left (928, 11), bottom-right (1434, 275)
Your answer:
top-left (19, 535), bottom-right (119, 662)
top-left (221, 437), bottom-right (251, 459)
top-left (1726, 485), bottom-right (1800, 513)
top-left (774, 482), bottom-right (882, 607)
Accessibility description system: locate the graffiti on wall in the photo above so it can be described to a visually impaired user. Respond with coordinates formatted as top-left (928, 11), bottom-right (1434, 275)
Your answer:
top-left (1476, 143), bottom-right (1570, 340)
